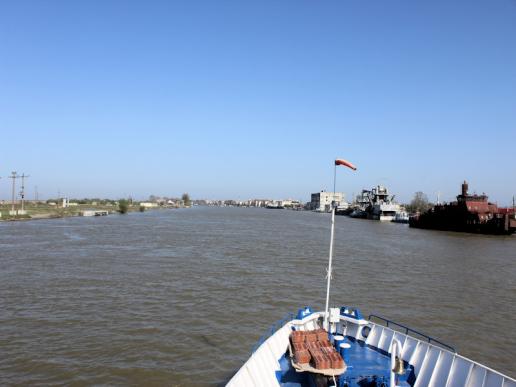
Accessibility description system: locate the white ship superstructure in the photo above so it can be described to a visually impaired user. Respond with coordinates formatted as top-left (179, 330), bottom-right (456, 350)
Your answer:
top-left (368, 185), bottom-right (401, 221)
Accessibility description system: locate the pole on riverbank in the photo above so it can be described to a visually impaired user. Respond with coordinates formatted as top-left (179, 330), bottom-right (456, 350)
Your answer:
top-left (20, 174), bottom-right (29, 212)
top-left (9, 172), bottom-right (19, 213)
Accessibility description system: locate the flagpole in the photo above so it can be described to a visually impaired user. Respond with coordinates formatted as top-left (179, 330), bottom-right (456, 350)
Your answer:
top-left (324, 162), bottom-right (337, 330)
top-left (324, 158), bottom-right (356, 331)
top-left (324, 201), bottom-right (336, 330)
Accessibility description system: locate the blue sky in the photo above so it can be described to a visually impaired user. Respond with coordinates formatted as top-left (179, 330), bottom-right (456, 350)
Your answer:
top-left (1, 1), bottom-right (515, 204)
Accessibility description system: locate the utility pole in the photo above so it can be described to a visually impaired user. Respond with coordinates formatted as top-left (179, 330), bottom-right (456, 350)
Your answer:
top-left (34, 185), bottom-right (39, 203)
top-left (20, 173), bottom-right (29, 212)
top-left (9, 172), bottom-right (19, 213)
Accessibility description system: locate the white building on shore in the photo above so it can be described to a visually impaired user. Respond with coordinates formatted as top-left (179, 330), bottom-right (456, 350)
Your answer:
top-left (310, 191), bottom-right (345, 212)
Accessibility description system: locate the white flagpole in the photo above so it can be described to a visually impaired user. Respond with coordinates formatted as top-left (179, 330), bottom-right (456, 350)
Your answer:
top-left (324, 205), bottom-right (336, 330)
top-left (324, 163), bottom-right (337, 330)
top-left (324, 159), bottom-right (356, 331)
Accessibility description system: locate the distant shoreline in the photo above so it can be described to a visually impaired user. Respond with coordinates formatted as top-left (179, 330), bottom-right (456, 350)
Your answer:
top-left (0, 204), bottom-right (179, 222)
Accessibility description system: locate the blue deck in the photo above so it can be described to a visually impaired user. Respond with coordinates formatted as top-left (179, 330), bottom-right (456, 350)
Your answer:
top-left (276, 336), bottom-right (414, 387)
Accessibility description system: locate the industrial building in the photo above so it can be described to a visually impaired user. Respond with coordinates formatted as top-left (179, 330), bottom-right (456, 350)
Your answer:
top-left (310, 191), bottom-right (344, 212)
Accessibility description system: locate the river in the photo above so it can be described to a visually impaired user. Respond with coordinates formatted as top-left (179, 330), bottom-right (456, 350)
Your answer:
top-left (0, 207), bottom-right (514, 385)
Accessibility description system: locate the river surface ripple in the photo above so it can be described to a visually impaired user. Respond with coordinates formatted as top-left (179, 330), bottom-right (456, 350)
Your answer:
top-left (0, 207), bottom-right (515, 385)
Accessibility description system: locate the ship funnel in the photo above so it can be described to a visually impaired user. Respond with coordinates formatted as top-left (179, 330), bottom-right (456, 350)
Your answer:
top-left (462, 181), bottom-right (468, 196)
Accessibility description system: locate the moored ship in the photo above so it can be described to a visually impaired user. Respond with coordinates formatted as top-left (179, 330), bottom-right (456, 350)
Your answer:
top-left (392, 211), bottom-right (409, 224)
top-left (348, 186), bottom-right (402, 221)
top-left (409, 181), bottom-right (516, 235)
top-left (367, 185), bottom-right (401, 221)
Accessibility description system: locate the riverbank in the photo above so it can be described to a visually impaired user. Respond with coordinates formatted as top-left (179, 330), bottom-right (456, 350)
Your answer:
top-left (0, 203), bottom-right (175, 222)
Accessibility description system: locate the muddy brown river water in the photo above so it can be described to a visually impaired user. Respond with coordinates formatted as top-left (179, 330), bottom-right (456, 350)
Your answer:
top-left (0, 207), bottom-right (515, 385)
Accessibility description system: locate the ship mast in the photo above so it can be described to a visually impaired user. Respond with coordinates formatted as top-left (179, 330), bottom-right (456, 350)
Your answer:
top-left (323, 166), bottom-right (337, 331)
top-left (324, 159), bottom-right (356, 330)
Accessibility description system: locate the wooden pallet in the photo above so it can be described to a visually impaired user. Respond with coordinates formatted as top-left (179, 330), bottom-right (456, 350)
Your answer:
top-left (288, 341), bottom-right (346, 377)
top-left (291, 359), bottom-right (346, 376)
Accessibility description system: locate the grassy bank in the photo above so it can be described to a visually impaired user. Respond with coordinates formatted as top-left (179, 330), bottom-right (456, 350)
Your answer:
top-left (0, 203), bottom-right (149, 221)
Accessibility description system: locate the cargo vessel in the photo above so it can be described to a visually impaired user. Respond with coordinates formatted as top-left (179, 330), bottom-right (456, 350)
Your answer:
top-left (409, 181), bottom-right (516, 235)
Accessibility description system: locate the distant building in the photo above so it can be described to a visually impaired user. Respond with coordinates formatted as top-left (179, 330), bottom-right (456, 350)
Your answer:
top-left (280, 199), bottom-right (302, 208)
top-left (311, 191), bottom-right (344, 212)
top-left (139, 202), bottom-right (159, 208)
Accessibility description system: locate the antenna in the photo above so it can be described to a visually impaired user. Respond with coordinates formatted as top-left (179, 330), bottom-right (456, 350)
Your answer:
top-left (9, 172), bottom-right (20, 214)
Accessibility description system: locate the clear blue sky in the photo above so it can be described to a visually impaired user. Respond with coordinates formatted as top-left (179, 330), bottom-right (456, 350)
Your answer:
top-left (1, 1), bottom-right (515, 204)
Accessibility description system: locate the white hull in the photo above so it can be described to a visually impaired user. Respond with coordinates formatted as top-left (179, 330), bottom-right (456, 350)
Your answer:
top-left (376, 214), bottom-right (395, 222)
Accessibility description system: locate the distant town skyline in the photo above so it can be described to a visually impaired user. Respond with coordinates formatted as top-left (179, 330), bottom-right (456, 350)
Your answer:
top-left (1, 1), bottom-right (515, 205)
top-left (0, 179), bottom-right (514, 207)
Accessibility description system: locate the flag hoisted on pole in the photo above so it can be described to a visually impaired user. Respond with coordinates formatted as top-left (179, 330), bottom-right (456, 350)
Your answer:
top-left (324, 158), bottom-right (357, 331)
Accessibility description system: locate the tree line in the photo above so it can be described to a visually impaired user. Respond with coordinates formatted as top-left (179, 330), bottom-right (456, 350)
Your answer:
top-left (405, 191), bottom-right (433, 214)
